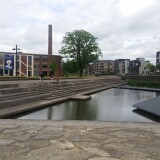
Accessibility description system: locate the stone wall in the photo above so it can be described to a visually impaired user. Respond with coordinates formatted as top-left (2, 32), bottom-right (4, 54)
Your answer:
top-left (124, 75), bottom-right (160, 84)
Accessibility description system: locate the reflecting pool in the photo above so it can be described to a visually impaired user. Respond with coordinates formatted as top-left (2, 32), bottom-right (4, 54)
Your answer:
top-left (11, 88), bottom-right (160, 122)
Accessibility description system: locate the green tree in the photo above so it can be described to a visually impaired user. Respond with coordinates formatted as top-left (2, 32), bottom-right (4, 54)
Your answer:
top-left (156, 64), bottom-right (160, 71)
top-left (50, 63), bottom-right (57, 75)
top-left (147, 63), bottom-right (156, 74)
top-left (59, 30), bottom-right (102, 77)
top-left (127, 66), bottom-right (133, 74)
top-left (63, 60), bottom-right (78, 76)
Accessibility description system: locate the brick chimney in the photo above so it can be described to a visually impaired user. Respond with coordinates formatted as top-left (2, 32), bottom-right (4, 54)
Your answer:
top-left (48, 24), bottom-right (52, 55)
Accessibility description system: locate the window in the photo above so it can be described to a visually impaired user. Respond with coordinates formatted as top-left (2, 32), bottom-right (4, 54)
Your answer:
top-left (34, 56), bottom-right (40, 61)
top-left (42, 64), bottom-right (47, 68)
top-left (34, 64), bottom-right (40, 68)
top-left (0, 69), bottom-right (3, 75)
top-left (34, 71), bottom-right (39, 76)
top-left (42, 56), bottom-right (48, 61)
top-left (28, 56), bottom-right (32, 65)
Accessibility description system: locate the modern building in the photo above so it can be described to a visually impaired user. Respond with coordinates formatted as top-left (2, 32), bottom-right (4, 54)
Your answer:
top-left (114, 59), bottom-right (130, 75)
top-left (156, 51), bottom-right (160, 66)
top-left (129, 58), bottom-right (149, 75)
top-left (93, 60), bottom-right (115, 74)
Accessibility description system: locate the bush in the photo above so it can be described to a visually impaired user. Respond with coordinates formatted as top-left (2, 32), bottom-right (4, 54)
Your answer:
top-left (127, 80), bottom-right (160, 88)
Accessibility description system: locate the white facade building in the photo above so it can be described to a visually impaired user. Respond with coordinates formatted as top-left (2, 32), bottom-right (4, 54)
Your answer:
top-left (137, 58), bottom-right (150, 75)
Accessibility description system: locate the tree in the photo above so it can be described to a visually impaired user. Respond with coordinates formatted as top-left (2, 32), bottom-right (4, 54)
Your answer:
top-left (59, 30), bottom-right (102, 77)
top-left (50, 63), bottom-right (57, 75)
top-left (63, 60), bottom-right (78, 76)
top-left (156, 64), bottom-right (160, 72)
top-left (127, 66), bottom-right (134, 74)
top-left (147, 63), bottom-right (156, 74)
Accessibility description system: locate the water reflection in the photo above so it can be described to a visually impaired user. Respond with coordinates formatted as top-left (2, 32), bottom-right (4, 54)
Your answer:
top-left (10, 88), bottom-right (160, 122)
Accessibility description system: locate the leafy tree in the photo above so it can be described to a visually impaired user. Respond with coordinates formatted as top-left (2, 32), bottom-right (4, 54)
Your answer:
top-left (127, 66), bottom-right (134, 74)
top-left (59, 30), bottom-right (102, 77)
top-left (147, 63), bottom-right (156, 73)
top-left (50, 63), bottom-right (57, 75)
top-left (63, 60), bottom-right (78, 76)
top-left (156, 64), bottom-right (160, 71)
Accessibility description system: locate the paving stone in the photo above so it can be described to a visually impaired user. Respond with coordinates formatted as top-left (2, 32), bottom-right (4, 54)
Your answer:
top-left (69, 134), bottom-right (80, 142)
top-left (0, 120), bottom-right (159, 159)
top-left (12, 147), bottom-right (30, 156)
top-left (80, 133), bottom-right (107, 142)
top-left (12, 134), bottom-right (33, 141)
top-left (82, 147), bottom-right (110, 157)
top-left (44, 126), bottom-right (63, 132)
top-left (0, 128), bottom-right (4, 132)
top-left (27, 146), bottom-right (92, 160)
top-left (3, 128), bottom-right (19, 134)
top-left (29, 140), bottom-right (49, 148)
top-left (88, 157), bottom-right (121, 160)
top-left (33, 132), bottom-right (61, 140)
top-left (75, 142), bottom-right (102, 148)
top-left (87, 128), bottom-right (122, 134)
top-left (104, 142), bottom-right (136, 150)
top-left (134, 144), bottom-right (160, 156)
top-left (0, 139), bottom-right (15, 145)
top-left (50, 139), bottom-right (75, 150)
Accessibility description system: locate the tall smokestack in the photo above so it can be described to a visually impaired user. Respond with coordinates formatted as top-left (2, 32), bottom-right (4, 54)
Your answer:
top-left (48, 24), bottom-right (52, 55)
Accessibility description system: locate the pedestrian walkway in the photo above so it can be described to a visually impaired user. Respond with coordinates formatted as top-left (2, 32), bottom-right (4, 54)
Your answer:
top-left (0, 120), bottom-right (159, 160)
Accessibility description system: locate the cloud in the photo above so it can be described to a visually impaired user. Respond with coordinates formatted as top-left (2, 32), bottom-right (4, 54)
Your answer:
top-left (0, 0), bottom-right (160, 64)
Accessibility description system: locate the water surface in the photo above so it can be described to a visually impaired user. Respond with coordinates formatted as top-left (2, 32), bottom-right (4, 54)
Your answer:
top-left (11, 88), bottom-right (160, 122)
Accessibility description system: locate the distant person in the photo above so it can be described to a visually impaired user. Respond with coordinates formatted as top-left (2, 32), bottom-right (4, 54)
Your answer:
top-left (56, 76), bottom-right (59, 82)
top-left (51, 74), bottom-right (54, 80)
top-left (40, 72), bottom-right (44, 82)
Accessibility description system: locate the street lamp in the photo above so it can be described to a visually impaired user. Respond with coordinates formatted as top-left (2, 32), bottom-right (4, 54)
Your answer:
top-left (12, 45), bottom-right (21, 76)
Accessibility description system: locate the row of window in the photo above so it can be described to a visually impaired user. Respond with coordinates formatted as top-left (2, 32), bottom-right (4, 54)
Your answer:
top-left (34, 64), bottom-right (48, 68)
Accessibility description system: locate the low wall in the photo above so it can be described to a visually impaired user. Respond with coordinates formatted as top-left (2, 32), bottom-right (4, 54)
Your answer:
top-left (124, 75), bottom-right (160, 84)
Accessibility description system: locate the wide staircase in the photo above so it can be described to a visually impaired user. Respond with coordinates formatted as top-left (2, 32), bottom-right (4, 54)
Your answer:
top-left (0, 77), bottom-right (125, 117)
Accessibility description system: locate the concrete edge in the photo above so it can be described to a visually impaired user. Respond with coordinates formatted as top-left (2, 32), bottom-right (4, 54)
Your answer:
top-left (0, 119), bottom-right (159, 129)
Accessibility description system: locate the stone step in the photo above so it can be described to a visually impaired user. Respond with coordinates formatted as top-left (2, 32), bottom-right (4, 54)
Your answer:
top-left (44, 93), bottom-right (71, 100)
top-left (0, 87), bottom-right (29, 95)
top-left (0, 90), bottom-right (46, 101)
top-left (0, 93), bottom-right (51, 109)
top-left (0, 78), bottom-right (125, 111)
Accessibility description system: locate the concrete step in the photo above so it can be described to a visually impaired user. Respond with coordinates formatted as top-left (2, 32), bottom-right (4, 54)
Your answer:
top-left (0, 78), bottom-right (125, 110)
top-left (0, 90), bottom-right (46, 101)
top-left (0, 93), bottom-right (51, 109)
top-left (0, 87), bottom-right (30, 95)
top-left (44, 94), bottom-right (70, 100)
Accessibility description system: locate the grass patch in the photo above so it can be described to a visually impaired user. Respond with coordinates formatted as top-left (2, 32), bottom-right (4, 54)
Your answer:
top-left (127, 80), bottom-right (160, 88)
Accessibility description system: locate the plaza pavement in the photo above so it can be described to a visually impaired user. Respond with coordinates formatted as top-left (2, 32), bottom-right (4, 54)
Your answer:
top-left (0, 120), bottom-right (159, 160)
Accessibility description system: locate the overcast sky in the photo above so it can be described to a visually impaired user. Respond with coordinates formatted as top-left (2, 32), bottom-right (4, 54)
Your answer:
top-left (0, 0), bottom-right (160, 64)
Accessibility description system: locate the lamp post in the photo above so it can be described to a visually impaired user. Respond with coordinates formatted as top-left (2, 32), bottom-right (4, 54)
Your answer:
top-left (12, 45), bottom-right (21, 76)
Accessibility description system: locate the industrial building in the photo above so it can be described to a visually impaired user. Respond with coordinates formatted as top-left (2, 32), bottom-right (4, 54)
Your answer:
top-left (0, 25), bottom-right (62, 77)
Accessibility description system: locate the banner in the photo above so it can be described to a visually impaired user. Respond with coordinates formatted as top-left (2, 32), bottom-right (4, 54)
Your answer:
top-left (4, 54), bottom-right (14, 70)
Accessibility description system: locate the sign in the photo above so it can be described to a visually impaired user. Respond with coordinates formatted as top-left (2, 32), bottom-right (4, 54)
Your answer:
top-left (4, 54), bottom-right (14, 70)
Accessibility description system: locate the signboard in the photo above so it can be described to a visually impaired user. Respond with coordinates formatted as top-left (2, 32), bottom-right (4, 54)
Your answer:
top-left (4, 54), bottom-right (14, 70)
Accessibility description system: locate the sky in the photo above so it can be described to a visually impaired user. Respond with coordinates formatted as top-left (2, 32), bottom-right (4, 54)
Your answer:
top-left (0, 0), bottom-right (160, 64)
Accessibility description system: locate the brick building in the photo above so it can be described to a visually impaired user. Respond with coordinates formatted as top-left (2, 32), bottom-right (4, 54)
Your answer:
top-left (0, 52), bottom-right (62, 77)
top-left (0, 24), bottom-right (62, 77)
